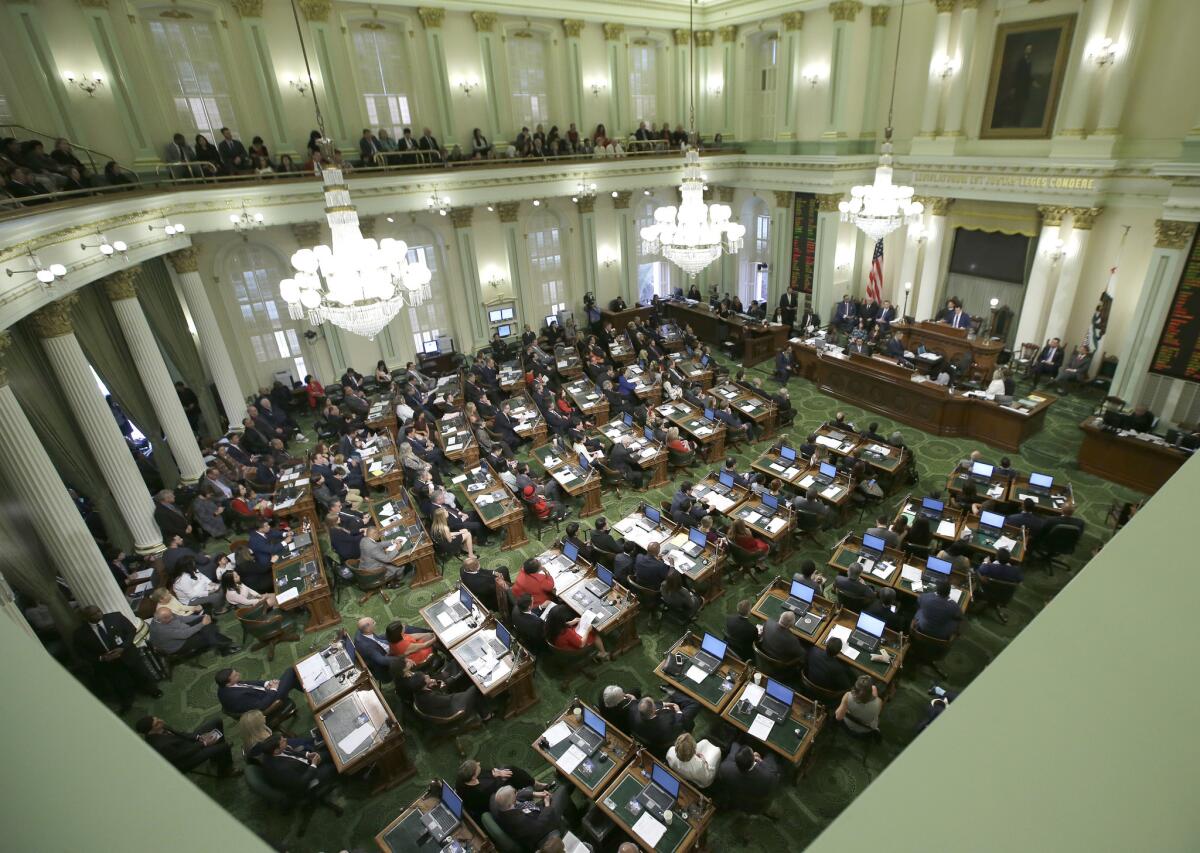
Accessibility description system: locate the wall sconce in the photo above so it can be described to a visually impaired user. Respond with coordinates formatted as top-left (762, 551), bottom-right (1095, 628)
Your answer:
top-left (989, 297), bottom-right (999, 309)
top-left (81, 233), bottom-right (128, 258)
top-left (588, 79), bottom-right (607, 97)
top-left (910, 225), bottom-right (927, 244)
top-left (600, 251), bottom-right (619, 270)
top-left (230, 203), bottom-right (265, 236)
top-left (1045, 238), bottom-right (1066, 263)
top-left (455, 75), bottom-right (481, 96)
top-left (708, 78), bottom-right (723, 96)
top-left (63, 71), bottom-right (104, 96)
top-left (1085, 37), bottom-right (1121, 67)
top-left (532, 199), bottom-right (542, 207)
top-left (5, 248), bottom-right (67, 284)
top-left (148, 218), bottom-right (186, 237)
top-left (285, 76), bottom-right (309, 95)
top-left (801, 65), bottom-right (825, 88)
top-left (931, 55), bottom-right (959, 80)
top-left (483, 268), bottom-right (507, 289)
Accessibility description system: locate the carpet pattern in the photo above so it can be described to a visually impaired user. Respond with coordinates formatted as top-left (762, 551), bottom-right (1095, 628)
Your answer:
top-left (124, 361), bottom-right (1143, 852)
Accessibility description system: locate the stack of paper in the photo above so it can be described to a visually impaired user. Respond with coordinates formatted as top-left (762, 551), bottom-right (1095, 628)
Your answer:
top-left (994, 535), bottom-right (1019, 552)
top-left (936, 519), bottom-right (958, 537)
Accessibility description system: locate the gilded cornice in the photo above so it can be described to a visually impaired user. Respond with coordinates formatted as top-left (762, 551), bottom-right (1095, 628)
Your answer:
top-left (870, 5), bottom-right (889, 26)
top-left (1154, 220), bottom-right (1197, 250)
top-left (932, 0), bottom-right (956, 14)
top-left (717, 187), bottom-right (735, 204)
top-left (449, 207), bottom-right (474, 228)
top-left (603, 23), bottom-right (624, 41)
top-left (717, 25), bottom-right (737, 43)
top-left (781, 12), bottom-right (804, 31)
top-left (773, 191), bottom-right (793, 208)
top-left (612, 191), bottom-right (633, 209)
top-left (417, 7), bottom-right (444, 28)
top-left (471, 11), bottom-right (495, 32)
top-left (1068, 207), bottom-right (1101, 231)
top-left (1037, 205), bottom-right (1067, 227)
top-left (576, 196), bottom-right (596, 214)
top-left (672, 29), bottom-right (690, 46)
top-left (829, 1), bottom-right (863, 22)
top-left (358, 216), bottom-right (377, 240)
top-left (292, 222), bottom-right (322, 247)
top-left (496, 202), bottom-right (520, 223)
top-left (693, 30), bottom-right (714, 48)
top-left (916, 195), bottom-right (952, 216)
top-left (562, 19), bottom-right (584, 38)
top-left (816, 192), bottom-right (844, 212)
top-left (230, 0), bottom-right (262, 18)
top-left (297, 0), bottom-right (331, 22)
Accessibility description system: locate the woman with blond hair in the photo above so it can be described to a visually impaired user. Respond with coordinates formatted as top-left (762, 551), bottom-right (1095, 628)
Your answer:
top-left (430, 507), bottom-right (474, 559)
top-left (666, 731), bottom-right (723, 788)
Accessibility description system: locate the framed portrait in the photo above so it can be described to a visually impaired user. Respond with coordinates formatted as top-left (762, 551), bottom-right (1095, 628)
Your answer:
top-left (981, 15), bottom-right (1076, 139)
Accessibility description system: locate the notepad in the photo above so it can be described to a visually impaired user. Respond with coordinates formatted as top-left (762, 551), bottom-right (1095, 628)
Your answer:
top-left (632, 812), bottom-right (667, 847)
top-left (685, 664), bottom-right (709, 684)
top-left (936, 519), bottom-right (958, 537)
top-left (337, 723), bottom-right (374, 756)
top-left (295, 655), bottom-right (330, 691)
top-left (436, 611), bottom-right (454, 629)
top-left (748, 714), bottom-right (776, 741)
top-left (745, 511), bottom-right (762, 525)
top-left (821, 485), bottom-right (842, 500)
top-left (557, 744), bottom-right (587, 773)
top-left (742, 682), bottom-right (765, 706)
top-left (543, 721), bottom-right (572, 747)
top-left (995, 535), bottom-right (1019, 552)
top-left (276, 588), bottom-right (300, 605)
top-left (768, 517), bottom-right (787, 533)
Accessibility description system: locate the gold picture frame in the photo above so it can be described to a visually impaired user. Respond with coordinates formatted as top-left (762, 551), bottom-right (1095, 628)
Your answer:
top-left (980, 14), bottom-right (1076, 140)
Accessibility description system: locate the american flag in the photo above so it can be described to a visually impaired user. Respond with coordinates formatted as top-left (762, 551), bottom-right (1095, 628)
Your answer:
top-left (867, 239), bottom-right (884, 304)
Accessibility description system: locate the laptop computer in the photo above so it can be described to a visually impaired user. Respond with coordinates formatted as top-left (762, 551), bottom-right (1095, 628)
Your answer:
top-left (577, 453), bottom-right (591, 473)
top-left (569, 706), bottom-right (607, 755)
top-left (586, 565), bottom-right (614, 598)
top-left (487, 622), bottom-right (512, 658)
top-left (923, 555), bottom-right (954, 587)
top-left (718, 470), bottom-right (735, 490)
top-left (643, 505), bottom-right (662, 526)
top-left (636, 764), bottom-right (680, 818)
top-left (692, 632), bottom-right (727, 673)
top-left (919, 497), bottom-right (944, 519)
top-left (701, 355), bottom-right (710, 367)
top-left (623, 412), bottom-right (634, 427)
top-left (861, 533), bottom-right (887, 560)
top-left (848, 612), bottom-right (887, 654)
top-left (780, 445), bottom-right (797, 463)
top-left (1028, 471), bottom-right (1054, 493)
top-left (704, 407), bottom-right (716, 421)
top-left (679, 527), bottom-right (706, 558)
top-left (758, 677), bottom-right (794, 722)
top-left (760, 492), bottom-right (780, 517)
top-left (421, 782), bottom-right (463, 842)
top-left (562, 540), bottom-right (580, 564)
top-left (979, 510), bottom-right (1006, 537)
top-left (644, 426), bottom-right (656, 443)
top-left (785, 579), bottom-right (815, 616)
top-left (321, 643), bottom-right (355, 676)
top-left (826, 430), bottom-right (847, 443)
top-left (970, 461), bottom-right (994, 480)
top-left (446, 585), bottom-right (474, 621)
top-left (815, 462), bottom-right (838, 485)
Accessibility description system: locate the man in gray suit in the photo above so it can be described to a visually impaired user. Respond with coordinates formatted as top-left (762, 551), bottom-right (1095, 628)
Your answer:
top-left (148, 607), bottom-right (238, 657)
top-left (759, 611), bottom-right (804, 664)
top-left (357, 527), bottom-right (408, 583)
top-left (864, 515), bottom-right (900, 549)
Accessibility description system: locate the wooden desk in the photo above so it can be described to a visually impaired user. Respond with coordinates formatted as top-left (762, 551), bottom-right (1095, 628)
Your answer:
top-left (375, 783), bottom-right (494, 853)
top-left (458, 463), bottom-right (527, 551)
top-left (656, 400), bottom-right (725, 463)
top-left (731, 497), bottom-right (793, 556)
top-left (893, 494), bottom-right (964, 547)
top-left (710, 381), bottom-right (777, 440)
top-left (419, 585), bottom-right (487, 649)
top-left (359, 437), bottom-right (405, 497)
top-left (689, 473), bottom-right (750, 517)
top-left (508, 392), bottom-right (547, 449)
top-left (597, 749), bottom-right (714, 853)
top-left (1007, 475), bottom-right (1076, 516)
top-left (720, 676), bottom-right (826, 771)
top-left (750, 578), bottom-right (837, 647)
top-left (609, 337), bottom-right (636, 366)
top-left (316, 684), bottom-right (415, 793)
top-left (366, 395), bottom-right (398, 445)
top-left (596, 416), bottom-right (669, 489)
top-left (669, 352), bottom-right (713, 389)
top-left (371, 494), bottom-right (440, 588)
top-left (294, 640), bottom-right (369, 713)
top-left (751, 447), bottom-right (810, 491)
top-left (448, 616), bottom-right (538, 719)
top-left (498, 359), bottom-right (525, 395)
top-left (664, 301), bottom-right (789, 368)
top-left (659, 527), bottom-right (727, 604)
top-left (816, 612), bottom-right (906, 696)
top-left (960, 514), bottom-right (1028, 563)
top-left (565, 377), bottom-right (609, 424)
top-left (791, 466), bottom-right (854, 512)
top-left (272, 541), bottom-right (340, 633)
top-left (812, 424), bottom-right (864, 458)
top-left (892, 557), bottom-right (973, 613)
top-left (625, 364), bottom-right (663, 407)
top-left (554, 350), bottom-right (584, 381)
top-left (272, 464), bottom-right (320, 532)
top-left (893, 321), bottom-right (1004, 380)
top-left (602, 304), bottom-right (653, 329)
top-left (653, 631), bottom-right (749, 714)
top-left (791, 342), bottom-right (1054, 451)
top-left (612, 507), bottom-right (676, 551)
top-left (437, 411), bottom-right (478, 469)
top-left (533, 701), bottom-right (635, 798)
top-left (557, 565), bottom-right (642, 658)
top-left (946, 470), bottom-right (1011, 504)
top-left (1077, 417), bottom-right (1188, 495)
top-left (826, 536), bottom-right (907, 592)
top-left (532, 445), bottom-right (603, 517)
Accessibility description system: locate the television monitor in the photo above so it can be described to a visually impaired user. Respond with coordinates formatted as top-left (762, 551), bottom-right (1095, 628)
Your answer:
top-left (423, 340), bottom-right (439, 354)
top-left (496, 324), bottom-right (513, 338)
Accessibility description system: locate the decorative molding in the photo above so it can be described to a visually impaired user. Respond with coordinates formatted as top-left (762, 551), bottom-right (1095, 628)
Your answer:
top-left (417, 7), bottom-right (444, 28)
top-left (1154, 219), bottom-right (1197, 250)
top-left (292, 222), bottom-right (322, 247)
top-left (817, 192), bottom-right (844, 212)
top-left (612, 191), bottom-right (633, 209)
top-left (78, 0), bottom-right (109, 8)
top-left (672, 29), bottom-right (690, 46)
top-left (297, 0), bottom-right (331, 22)
top-left (829, 1), bottom-right (864, 22)
top-left (773, 191), bottom-right (793, 208)
top-left (924, 196), bottom-right (953, 216)
top-left (167, 247), bottom-right (199, 274)
top-left (932, 0), bottom-right (956, 14)
top-left (870, 5), bottom-right (890, 26)
top-left (358, 216), bottom-right (377, 240)
top-left (28, 293), bottom-right (79, 339)
top-left (693, 30), bottom-right (714, 47)
top-left (471, 11), bottom-right (496, 32)
top-left (496, 202), bottom-right (520, 223)
top-left (562, 18), bottom-right (584, 38)
top-left (717, 186), bottom-right (735, 204)
top-left (782, 12), bottom-right (804, 31)
top-left (603, 23), bottom-right (624, 41)
top-left (159, 9), bottom-right (194, 19)
top-left (102, 267), bottom-right (140, 301)
top-left (449, 207), bottom-right (474, 228)
top-left (1037, 205), bottom-right (1067, 227)
top-left (576, 196), bottom-right (596, 214)
top-left (717, 25), bottom-right (738, 43)
top-left (961, 0), bottom-right (984, 8)
top-left (1068, 207), bottom-right (1101, 231)
top-left (230, 0), bottom-right (262, 18)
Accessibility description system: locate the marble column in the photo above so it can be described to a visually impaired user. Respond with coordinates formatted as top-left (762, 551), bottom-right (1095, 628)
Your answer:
top-left (770, 191), bottom-right (794, 310)
top-left (613, 192), bottom-right (638, 306)
top-left (1054, 0), bottom-right (1114, 139)
top-left (1043, 208), bottom-right (1101, 343)
top-left (1012, 207), bottom-right (1067, 347)
top-left (913, 197), bottom-right (951, 322)
top-left (562, 19), bottom-right (586, 133)
top-left (0, 333), bottom-right (137, 620)
top-left (672, 29), bottom-right (691, 132)
top-left (605, 24), bottom-right (627, 135)
top-left (418, 7), bottom-right (455, 140)
top-left (27, 296), bottom-right (163, 555)
top-left (780, 13), bottom-right (804, 140)
top-left (825, 1), bottom-right (862, 138)
top-left (942, 0), bottom-right (980, 138)
top-left (104, 268), bottom-right (206, 484)
top-left (497, 203), bottom-right (533, 324)
top-left (1110, 220), bottom-right (1197, 404)
top-left (716, 187), bottom-right (737, 297)
top-left (813, 193), bottom-right (844, 321)
top-left (168, 247), bottom-right (247, 431)
top-left (895, 222), bottom-right (923, 309)
top-left (716, 26), bottom-right (738, 136)
top-left (1094, 0), bottom-right (1149, 136)
top-left (449, 207), bottom-right (487, 352)
top-left (471, 12), bottom-right (503, 143)
top-left (918, 0), bottom-right (955, 138)
top-left (859, 6), bottom-right (888, 138)
top-left (576, 197), bottom-right (599, 300)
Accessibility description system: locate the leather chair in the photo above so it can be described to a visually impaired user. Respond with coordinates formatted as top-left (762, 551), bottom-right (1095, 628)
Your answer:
top-left (541, 643), bottom-right (598, 688)
top-left (834, 586), bottom-right (872, 613)
top-left (799, 672), bottom-right (844, 708)
top-left (405, 696), bottom-right (482, 758)
top-left (753, 641), bottom-right (801, 687)
top-left (593, 459), bottom-right (625, 498)
top-left (350, 560), bottom-right (390, 605)
top-left (235, 603), bottom-right (300, 661)
top-left (907, 622), bottom-right (955, 679)
top-left (481, 811), bottom-right (521, 853)
top-left (1031, 522), bottom-right (1084, 576)
top-left (727, 540), bottom-right (765, 577)
top-left (972, 573), bottom-right (1020, 623)
top-left (667, 446), bottom-right (696, 472)
top-left (791, 509), bottom-right (826, 547)
top-left (624, 575), bottom-right (663, 618)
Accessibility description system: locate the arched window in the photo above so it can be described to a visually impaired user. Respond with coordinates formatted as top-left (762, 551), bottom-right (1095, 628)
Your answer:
top-left (397, 228), bottom-right (450, 354)
top-left (629, 41), bottom-right (658, 124)
top-left (507, 31), bottom-right (550, 130)
top-left (637, 198), bottom-right (672, 303)
top-left (526, 213), bottom-right (566, 323)
top-left (225, 243), bottom-right (307, 384)
top-left (350, 23), bottom-right (413, 137)
top-left (739, 196), bottom-right (771, 305)
top-left (146, 12), bottom-right (235, 139)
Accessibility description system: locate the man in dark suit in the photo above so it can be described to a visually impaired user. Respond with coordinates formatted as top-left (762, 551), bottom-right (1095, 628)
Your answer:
top-left (73, 606), bottom-right (161, 712)
top-left (628, 694), bottom-right (700, 753)
top-left (217, 127), bottom-right (249, 173)
top-left (215, 667), bottom-right (298, 721)
top-left (724, 599), bottom-right (759, 661)
top-left (396, 127), bottom-right (420, 164)
top-left (1006, 498), bottom-right (1046, 539)
top-left (153, 489), bottom-right (193, 542)
top-left (913, 580), bottom-right (963, 640)
top-left (354, 616), bottom-right (398, 681)
top-left (877, 300), bottom-right (898, 327)
top-left (791, 559), bottom-right (828, 594)
top-left (1031, 337), bottom-right (1065, 387)
top-left (805, 639), bottom-right (857, 692)
top-left (492, 401), bottom-right (523, 450)
top-left (759, 611), bottom-right (804, 663)
top-left (1055, 344), bottom-right (1093, 393)
top-left (460, 557), bottom-right (511, 611)
top-left (590, 517), bottom-right (624, 557)
top-left (633, 542), bottom-right (671, 588)
top-left (834, 563), bottom-right (877, 604)
top-left (136, 715), bottom-right (237, 776)
top-left (977, 547), bottom-right (1023, 583)
top-left (716, 744), bottom-right (782, 814)
top-left (778, 285), bottom-right (800, 329)
top-left (798, 304), bottom-right (820, 332)
top-left (418, 126), bottom-right (444, 163)
top-left (939, 298), bottom-right (972, 329)
top-left (248, 520), bottom-right (289, 568)
top-left (511, 593), bottom-right (548, 655)
top-left (257, 735), bottom-right (341, 804)
top-left (491, 784), bottom-right (572, 850)
top-left (607, 436), bottom-right (645, 488)
top-left (358, 128), bottom-right (382, 166)
top-left (774, 348), bottom-right (793, 383)
top-left (834, 294), bottom-right (857, 330)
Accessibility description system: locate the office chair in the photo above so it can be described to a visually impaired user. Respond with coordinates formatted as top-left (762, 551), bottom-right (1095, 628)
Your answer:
top-left (1031, 522), bottom-right (1084, 576)
top-left (972, 574), bottom-right (1020, 624)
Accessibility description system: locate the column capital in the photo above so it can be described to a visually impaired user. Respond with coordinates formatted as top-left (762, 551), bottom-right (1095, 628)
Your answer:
top-left (471, 11), bottom-right (496, 32)
top-left (417, 6), bottom-right (444, 28)
top-left (28, 293), bottom-right (79, 340)
top-left (562, 19), bottom-right (584, 38)
top-left (774, 191), bottom-right (794, 209)
top-left (1154, 219), bottom-right (1197, 250)
top-left (931, 0), bottom-right (956, 14)
top-left (496, 202), bottom-right (521, 223)
top-left (693, 30), bottom-right (714, 47)
top-left (960, 0), bottom-right (983, 9)
top-left (1037, 205), bottom-right (1067, 227)
top-left (817, 192), bottom-right (844, 212)
top-left (916, 195), bottom-right (953, 216)
top-left (603, 23), bottom-right (625, 41)
top-left (292, 222), bottom-right (322, 247)
top-left (167, 246), bottom-right (199, 273)
top-left (449, 207), bottom-right (474, 228)
top-left (297, 0), bottom-right (331, 22)
top-left (781, 12), bottom-right (805, 31)
top-left (102, 267), bottom-right (140, 301)
top-left (672, 29), bottom-right (691, 46)
top-left (829, 1), bottom-right (864, 23)
top-left (717, 186), bottom-right (735, 204)
top-left (77, 0), bottom-right (108, 7)
top-left (1068, 207), bottom-right (1102, 231)
top-left (718, 25), bottom-right (738, 42)
top-left (870, 5), bottom-right (889, 26)
top-left (612, 191), bottom-right (633, 210)
top-left (575, 196), bottom-right (596, 214)
top-left (230, 0), bottom-right (263, 17)
top-left (0, 331), bottom-right (10, 387)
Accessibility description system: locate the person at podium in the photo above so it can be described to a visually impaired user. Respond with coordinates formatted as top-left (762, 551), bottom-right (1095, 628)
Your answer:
top-left (937, 298), bottom-right (972, 329)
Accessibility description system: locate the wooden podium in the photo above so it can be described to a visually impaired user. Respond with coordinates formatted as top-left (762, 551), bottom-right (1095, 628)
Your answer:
top-left (894, 321), bottom-right (1004, 379)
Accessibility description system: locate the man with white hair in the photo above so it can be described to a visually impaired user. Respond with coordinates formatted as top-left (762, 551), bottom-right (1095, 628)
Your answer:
top-left (352, 616), bottom-right (396, 681)
top-left (147, 606), bottom-right (238, 657)
top-left (491, 783), bottom-right (572, 850)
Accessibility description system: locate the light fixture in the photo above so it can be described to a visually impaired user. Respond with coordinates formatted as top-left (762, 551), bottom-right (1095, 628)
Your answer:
top-left (708, 78), bottom-right (723, 96)
top-left (801, 65), bottom-right (826, 88)
top-left (81, 233), bottom-right (128, 258)
top-left (5, 248), bottom-right (67, 284)
top-left (230, 202), bottom-right (264, 235)
top-left (1045, 238), bottom-right (1066, 263)
top-left (148, 217), bottom-right (186, 237)
top-left (532, 199), bottom-right (541, 207)
top-left (588, 78), bottom-right (607, 97)
top-left (63, 71), bottom-right (104, 96)
top-left (931, 55), bottom-right (959, 80)
top-left (911, 225), bottom-right (927, 244)
top-left (839, 0), bottom-right (922, 241)
top-left (484, 268), bottom-right (506, 289)
top-left (427, 188), bottom-right (451, 216)
top-left (901, 281), bottom-right (912, 317)
top-left (286, 76), bottom-right (309, 95)
top-left (610, 191), bottom-right (618, 199)
top-left (486, 204), bottom-right (495, 212)
top-left (1085, 37), bottom-right (1121, 67)
top-left (989, 297), bottom-right (999, 309)
top-left (600, 251), bottom-right (618, 269)
top-left (277, 0), bottom-right (432, 341)
top-left (642, 0), bottom-right (744, 279)
top-left (574, 181), bottom-right (597, 202)
top-left (385, 216), bottom-right (394, 223)
top-left (455, 75), bottom-right (480, 96)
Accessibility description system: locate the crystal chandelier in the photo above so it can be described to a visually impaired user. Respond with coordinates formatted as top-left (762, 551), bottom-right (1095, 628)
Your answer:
top-left (276, 0), bottom-right (432, 341)
top-left (572, 180), bottom-right (596, 203)
top-left (427, 188), bottom-right (451, 216)
top-left (838, 0), bottom-right (922, 241)
top-left (642, 0), bottom-right (744, 278)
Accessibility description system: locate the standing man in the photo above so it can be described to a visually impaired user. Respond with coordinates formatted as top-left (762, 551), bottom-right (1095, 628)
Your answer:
top-left (778, 284), bottom-right (800, 331)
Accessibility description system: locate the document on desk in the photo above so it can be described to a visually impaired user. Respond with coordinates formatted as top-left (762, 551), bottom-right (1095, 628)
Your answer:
top-left (543, 720), bottom-right (572, 748)
top-left (815, 436), bottom-right (839, 448)
top-left (276, 588), bottom-right (300, 605)
top-left (296, 655), bottom-right (331, 691)
top-left (821, 485), bottom-right (842, 501)
top-left (936, 519), bottom-right (958, 538)
top-left (987, 484), bottom-right (1006, 499)
top-left (799, 475), bottom-right (816, 489)
top-left (685, 664), bottom-right (709, 684)
top-left (900, 564), bottom-right (923, 584)
top-left (949, 587), bottom-right (963, 604)
top-left (695, 426), bottom-right (712, 437)
top-left (871, 561), bottom-right (897, 581)
top-left (632, 812), bottom-right (667, 848)
top-left (435, 610), bottom-right (454, 629)
top-left (994, 535), bottom-right (1019, 552)
top-left (768, 517), bottom-right (787, 534)
top-left (827, 624), bottom-right (852, 647)
top-left (557, 744), bottom-right (587, 775)
top-left (337, 723), bottom-right (374, 757)
top-left (741, 682), bottom-right (765, 706)
top-left (744, 511), bottom-right (763, 525)
top-left (483, 659), bottom-right (511, 686)
top-left (748, 714), bottom-right (776, 741)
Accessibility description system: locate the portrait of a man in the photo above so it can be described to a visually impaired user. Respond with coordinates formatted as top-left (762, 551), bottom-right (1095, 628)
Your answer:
top-left (982, 16), bottom-right (1076, 139)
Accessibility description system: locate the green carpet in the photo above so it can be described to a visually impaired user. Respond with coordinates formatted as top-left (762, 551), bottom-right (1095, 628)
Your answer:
top-left (122, 362), bottom-right (1143, 852)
